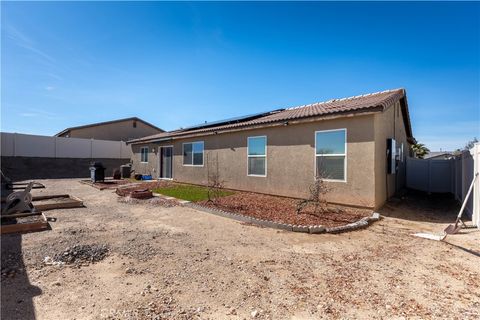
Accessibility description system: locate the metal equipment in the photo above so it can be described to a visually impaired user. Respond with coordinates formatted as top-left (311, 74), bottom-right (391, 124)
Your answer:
top-left (1, 182), bottom-right (36, 215)
top-left (89, 162), bottom-right (106, 183)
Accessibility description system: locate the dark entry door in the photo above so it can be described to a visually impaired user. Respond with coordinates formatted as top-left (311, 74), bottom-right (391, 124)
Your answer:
top-left (160, 147), bottom-right (173, 179)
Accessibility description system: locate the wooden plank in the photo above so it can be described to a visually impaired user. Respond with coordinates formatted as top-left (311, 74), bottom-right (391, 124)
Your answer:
top-left (32, 194), bottom-right (70, 201)
top-left (34, 200), bottom-right (82, 211)
top-left (31, 194), bottom-right (84, 211)
top-left (10, 184), bottom-right (45, 190)
top-left (0, 213), bottom-right (49, 234)
top-left (1, 212), bottom-right (42, 219)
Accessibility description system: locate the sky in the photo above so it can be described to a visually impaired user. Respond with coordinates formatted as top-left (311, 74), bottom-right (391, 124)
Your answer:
top-left (1, 1), bottom-right (479, 151)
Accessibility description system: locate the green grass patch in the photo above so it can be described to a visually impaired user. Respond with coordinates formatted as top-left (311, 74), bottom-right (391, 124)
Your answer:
top-left (152, 184), bottom-right (234, 202)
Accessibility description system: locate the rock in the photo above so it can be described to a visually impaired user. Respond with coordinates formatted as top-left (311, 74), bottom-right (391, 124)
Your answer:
top-left (52, 244), bottom-right (109, 265)
top-left (251, 310), bottom-right (259, 318)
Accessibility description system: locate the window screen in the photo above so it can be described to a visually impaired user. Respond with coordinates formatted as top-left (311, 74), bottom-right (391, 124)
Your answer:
top-left (183, 142), bottom-right (204, 166)
top-left (248, 136), bottom-right (266, 176)
top-left (315, 129), bottom-right (346, 181)
top-left (140, 147), bottom-right (148, 163)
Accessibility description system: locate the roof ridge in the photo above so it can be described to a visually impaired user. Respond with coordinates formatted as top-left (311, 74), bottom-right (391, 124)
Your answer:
top-left (286, 88), bottom-right (404, 111)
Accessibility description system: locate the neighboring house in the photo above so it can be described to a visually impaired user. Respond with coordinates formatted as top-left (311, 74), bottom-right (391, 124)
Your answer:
top-left (424, 151), bottom-right (455, 160)
top-left (55, 117), bottom-right (164, 141)
top-left (128, 89), bottom-right (415, 210)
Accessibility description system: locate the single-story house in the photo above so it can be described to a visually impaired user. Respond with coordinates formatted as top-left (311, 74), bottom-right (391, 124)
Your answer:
top-left (55, 117), bottom-right (164, 141)
top-left (424, 151), bottom-right (455, 161)
top-left (128, 88), bottom-right (415, 210)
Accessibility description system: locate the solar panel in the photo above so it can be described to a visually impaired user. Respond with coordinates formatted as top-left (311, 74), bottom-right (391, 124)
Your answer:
top-left (180, 109), bottom-right (284, 131)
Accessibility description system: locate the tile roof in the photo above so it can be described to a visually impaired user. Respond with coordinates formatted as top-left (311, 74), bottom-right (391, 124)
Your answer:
top-left (129, 88), bottom-right (411, 144)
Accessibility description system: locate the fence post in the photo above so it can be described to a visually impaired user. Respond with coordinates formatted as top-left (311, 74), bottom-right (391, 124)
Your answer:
top-left (13, 133), bottom-right (16, 157)
top-left (427, 159), bottom-right (432, 193)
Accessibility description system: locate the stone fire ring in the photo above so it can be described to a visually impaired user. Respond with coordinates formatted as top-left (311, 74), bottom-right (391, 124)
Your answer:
top-left (130, 189), bottom-right (153, 199)
top-left (185, 203), bottom-right (381, 234)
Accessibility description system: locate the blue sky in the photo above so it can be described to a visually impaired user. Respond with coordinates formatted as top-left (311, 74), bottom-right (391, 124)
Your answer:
top-left (2, 1), bottom-right (479, 151)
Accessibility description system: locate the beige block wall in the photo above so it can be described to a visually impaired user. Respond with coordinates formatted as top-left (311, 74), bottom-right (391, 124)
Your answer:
top-left (373, 101), bottom-right (409, 208)
top-left (65, 120), bottom-right (161, 141)
top-left (132, 114), bottom-right (377, 208)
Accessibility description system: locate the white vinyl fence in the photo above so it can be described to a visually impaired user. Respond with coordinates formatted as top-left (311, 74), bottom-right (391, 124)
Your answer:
top-left (468, 144), bottom-right (480, 228)
top-left (406, 143), bottom-right (479, 227)
top-left (1, 132), bottom-right (131, 159)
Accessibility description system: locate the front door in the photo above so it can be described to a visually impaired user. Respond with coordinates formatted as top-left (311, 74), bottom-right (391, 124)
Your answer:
top-left (160, 146), bottom-right (173, 179)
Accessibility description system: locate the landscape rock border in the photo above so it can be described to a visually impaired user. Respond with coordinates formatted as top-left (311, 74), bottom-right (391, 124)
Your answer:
top-left (185, 203), bottom-right (381, 234)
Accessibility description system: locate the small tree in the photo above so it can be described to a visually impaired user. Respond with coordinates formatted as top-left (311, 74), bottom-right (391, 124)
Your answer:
top-left (464, 137), bottom-right (478, 150)
top-left (411, 143), bottom-right (430, 159)
top-left (206, 152), bottom-right (225, 203)
top-left (296, 162), bottom-right (330, 216)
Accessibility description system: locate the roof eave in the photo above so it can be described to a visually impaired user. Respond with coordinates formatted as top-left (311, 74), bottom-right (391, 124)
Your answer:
top-left (54, 117), bottom-right (164, 137)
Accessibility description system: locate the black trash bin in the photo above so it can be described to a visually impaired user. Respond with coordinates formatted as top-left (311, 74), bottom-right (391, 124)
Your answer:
top-left (89, 162), bottom-right (105, 183)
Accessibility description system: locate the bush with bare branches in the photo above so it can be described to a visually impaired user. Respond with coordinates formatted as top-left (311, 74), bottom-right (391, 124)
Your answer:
top-left (206, 153), bottom-right (226, 203)
top-left (296, 176), bottom-right (330, 216)
top-left (296, 163), bottom-right (331, 216)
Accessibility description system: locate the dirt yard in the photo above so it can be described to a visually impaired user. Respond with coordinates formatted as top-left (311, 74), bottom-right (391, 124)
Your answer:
top-left (1, 179), bottom-right (479, 319)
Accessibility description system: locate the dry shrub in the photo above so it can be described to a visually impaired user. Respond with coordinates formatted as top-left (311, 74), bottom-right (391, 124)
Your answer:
top-left (296, 176), bottom-right (330, 216)
top-left (206, 152), bottom-right (226, 203)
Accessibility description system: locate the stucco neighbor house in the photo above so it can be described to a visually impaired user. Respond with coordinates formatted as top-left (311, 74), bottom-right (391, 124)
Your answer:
top-left (128, 88), bottom-right (415, 210)
top-left (55, 117), bottom-right (164, 141)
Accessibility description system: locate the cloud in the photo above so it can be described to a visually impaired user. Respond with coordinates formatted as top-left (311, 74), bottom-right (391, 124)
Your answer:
top-left (5, 24), bottom-right (55, 64)
top-left (18, 108), bottom-right (61, 120)
top-left (19, 112), bottom-right (37, 117)
top-left (45, 86), bottom-right (55, 91)
top-left (47, 73), bottom-right (63, 81)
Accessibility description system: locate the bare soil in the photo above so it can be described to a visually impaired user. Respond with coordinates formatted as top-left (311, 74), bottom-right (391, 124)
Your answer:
top-left (1, 179), bottom-right (479, 320)
top-left (80, 179), bottom-right (133, 190)
top-left (198, 192), bottom-right (370, 227)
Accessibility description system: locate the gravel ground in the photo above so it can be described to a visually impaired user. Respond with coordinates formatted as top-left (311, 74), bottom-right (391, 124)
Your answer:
top-left (1, 179), bottom-right (479, 320)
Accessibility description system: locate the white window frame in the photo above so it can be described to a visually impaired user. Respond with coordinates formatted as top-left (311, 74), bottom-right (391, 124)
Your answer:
top-left (140, 147), bottom-right (149, 163)
top-left (182, 141), bottom-right (204, 167)
top-left (247, 136), bottom-right (267, 177)
top-left (314, 128), bottom-right (347, 183)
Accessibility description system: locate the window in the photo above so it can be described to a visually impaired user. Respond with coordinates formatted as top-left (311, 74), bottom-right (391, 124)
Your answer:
top-left (315, 129), bottom-right (346, 181)
top-left (183, 141), bottom-right (204, 166)
top-left (133, 120), bottom-right (137, 128)
top-left (140, 147), bottom-right (149, 163)
top-left (247, 136), bottom-right (266, 176)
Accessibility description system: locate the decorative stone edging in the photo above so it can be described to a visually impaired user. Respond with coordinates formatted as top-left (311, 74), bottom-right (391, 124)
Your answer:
top-left (184, 202), bottom-right (381, 234)
top-left (152, 192), bottom-right (191, 205)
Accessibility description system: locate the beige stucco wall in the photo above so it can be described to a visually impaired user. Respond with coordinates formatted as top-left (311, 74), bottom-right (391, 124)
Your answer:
top-left (132, 114), bottom-right (377, 208)
top-left (373, 101), bottom-right (409, 208)
top-left (131, 143), bottom-right (161, 176)
top-left (62, 120), bottom-right (161, 141)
